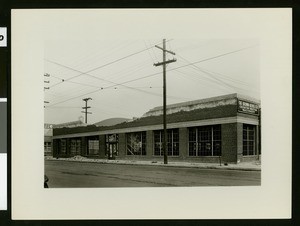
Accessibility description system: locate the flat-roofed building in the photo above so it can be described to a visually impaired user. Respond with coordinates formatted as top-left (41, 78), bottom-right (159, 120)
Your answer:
top-left (52, 93), bottom-right (261, 164)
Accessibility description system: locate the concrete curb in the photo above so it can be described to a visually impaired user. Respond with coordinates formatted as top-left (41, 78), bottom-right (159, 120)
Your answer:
top-left (45, 157), bottom-right (261, 172)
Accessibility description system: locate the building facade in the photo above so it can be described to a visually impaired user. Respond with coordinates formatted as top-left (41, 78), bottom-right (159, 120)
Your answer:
top-left (51, 93), bottom-right (261, 164)
top-left (44, 124), bottom-right (53, 156)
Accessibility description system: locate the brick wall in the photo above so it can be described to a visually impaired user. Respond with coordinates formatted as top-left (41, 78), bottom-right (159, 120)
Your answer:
top-left (52, 139), bottom-right (58, 157)
top-left (81, 137), bottom-right (87, 156)
top-left (179, 127), bottom-right (188, 159)
top-left (99, 135), bottom-right (106, 158)
top-left (236, 123), bottom-right (243, 163)
top-left (146, 130), bottom-right (154, 157)
top-left (221, 123), bottom-right (238, 163)
top-left (66, 138), bottom-right (70, 156)
top-left (118, 133), bottom-right (126, 158)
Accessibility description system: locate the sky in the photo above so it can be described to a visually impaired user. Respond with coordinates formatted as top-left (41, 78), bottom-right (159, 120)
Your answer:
top-left (44, 39), bottom-right (260, 125)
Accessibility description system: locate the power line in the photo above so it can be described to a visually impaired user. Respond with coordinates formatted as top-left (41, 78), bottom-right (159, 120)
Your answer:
top-left (172, 69), bottom-right (234, 93)
top-left (44, 40), bottom-right (172, 89)
top-left (45, 60), bottom-right (181, 105)
top-left (176, 53), bottom-right (255, 90)
top-left (46, 45), bottom-right (256, 107)
top-left (45, 48), bottom-right (153, 88)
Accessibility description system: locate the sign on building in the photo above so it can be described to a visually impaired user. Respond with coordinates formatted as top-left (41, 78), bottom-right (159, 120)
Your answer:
top-left (238, 99), bottom-right (259, 115)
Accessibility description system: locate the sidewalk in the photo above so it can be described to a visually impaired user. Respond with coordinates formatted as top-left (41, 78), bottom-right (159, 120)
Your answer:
top-left (45, 155), bottom-right (261, 171)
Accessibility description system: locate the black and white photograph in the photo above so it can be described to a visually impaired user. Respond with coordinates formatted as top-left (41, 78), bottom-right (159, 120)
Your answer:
top-left (11, 9), bottom-right (291, 219)
top-left (43, 39), bottom-right (261, 188)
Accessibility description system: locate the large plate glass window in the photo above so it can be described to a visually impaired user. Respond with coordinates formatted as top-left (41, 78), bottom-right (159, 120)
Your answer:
top-left (126, 132), bottom-right (146, 155)
top-left (60, 139), bottom-right (66, 154)
top-left (188, 125), bottom-right (221, 156)
top-left (87, 136), bottom-right (99, 156)
top-left (243, 124), bottom-right (255, 155)
top-left (70, 138), bottom-right (81, 155)
top-left (154, 129), bottom-right (179, 156)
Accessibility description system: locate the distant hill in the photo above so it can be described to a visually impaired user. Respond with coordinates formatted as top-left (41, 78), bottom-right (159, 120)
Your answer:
top-left (94, 118), bottom-right (130, 127)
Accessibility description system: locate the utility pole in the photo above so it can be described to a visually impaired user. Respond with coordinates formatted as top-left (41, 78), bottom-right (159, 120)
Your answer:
top-left (153, 39), bottom-right (176, 164)
top-left (82, 98), bottom-right (92, 123)
top-left (44, 73), bottom-right (50, 108)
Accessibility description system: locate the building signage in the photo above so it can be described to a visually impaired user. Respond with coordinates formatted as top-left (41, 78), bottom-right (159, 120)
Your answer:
top-left (238, 99), bottom-right (259, 115)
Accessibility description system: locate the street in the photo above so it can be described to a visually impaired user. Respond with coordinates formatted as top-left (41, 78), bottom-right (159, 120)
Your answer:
top-left (45, 160), bottom-right (261, 188)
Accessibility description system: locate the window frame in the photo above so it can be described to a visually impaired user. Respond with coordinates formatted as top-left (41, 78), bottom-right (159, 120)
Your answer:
top-left (188, 125), bottom-right (221, 157)
top-left (243, 124), bottom-right (256, 156)
top-left (126, 132), bottom-right (147, 156)
top-left (153, 129), bottom-right (179, 156)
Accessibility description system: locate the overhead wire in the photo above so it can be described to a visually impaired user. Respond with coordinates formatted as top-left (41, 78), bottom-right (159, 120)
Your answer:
top-left (46, 44), bottom-right (257, 107)
top-left (172, 68), bottom-right (234, 94)
top-left (143, 40), bottom-right (155, 64)
top-left (45, 39), bottom-right (172, 89)
top-left (76, 40), bottom-right (137, 71)
top-left (176, 53), bottom-right (256, 90)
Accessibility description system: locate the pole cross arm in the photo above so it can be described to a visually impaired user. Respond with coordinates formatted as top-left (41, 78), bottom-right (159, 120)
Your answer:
top-left (154, 45), bottom-right (176, 55)
top-left (153, 58), bottom-right (177, 67)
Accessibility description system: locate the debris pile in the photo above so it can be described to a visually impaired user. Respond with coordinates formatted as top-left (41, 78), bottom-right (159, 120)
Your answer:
top-left (71, 155), bottom-right (87, 161)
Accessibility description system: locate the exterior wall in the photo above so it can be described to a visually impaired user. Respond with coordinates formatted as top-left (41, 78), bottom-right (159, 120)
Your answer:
top-left (99, 135), bottom-right (106, 158)
top-left (179, 127), bottom-right (188, 160)
top-left (50, 109), bottom-right (259, 164)
top-left (52, 139), bottom-right (68, 158)
top-left (66, 138), bottom-right (70, 156)
top-left (51, 122), bottom-right (260, 164)
top-left (52, 139), bottom-right (59, 158)
top-left (242, 155), bottom-right (260, 162)
top-left (49, 93), bottom-right (260, 163)
top-left (146, 130), bottom-right (154, 158)
top-left (221, 123), bottom-right (238, 163)
top-left (81, 137), bottom-right (87, 156)
top-left (118, 133), bottom-right (126, 158)
top-left (185, 156), bottom-right (222, 164)
top-left (236, 122), bottom-right (243, 163)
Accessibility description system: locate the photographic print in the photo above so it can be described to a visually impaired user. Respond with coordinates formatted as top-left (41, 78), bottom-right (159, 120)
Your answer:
top-left (43, 39), bottom-right (261, 188)
top-left (12, 9), bottom-right (291, 219)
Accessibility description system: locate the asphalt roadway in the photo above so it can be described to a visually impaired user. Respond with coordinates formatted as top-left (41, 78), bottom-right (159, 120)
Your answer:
top-left (45, 160), bottom-right (261, 188)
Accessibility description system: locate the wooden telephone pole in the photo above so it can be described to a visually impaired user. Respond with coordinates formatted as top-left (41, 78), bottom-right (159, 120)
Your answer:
top-left (153, 39), bottom-right (176, 164)
top-left (82, 98), bottom-right (92, 123)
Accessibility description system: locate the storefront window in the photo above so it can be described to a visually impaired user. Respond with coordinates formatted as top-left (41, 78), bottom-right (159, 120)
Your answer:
top-left (70, 139), bottom-right (81, 155)
top-left (154, 129), bottom-right (179, 156)
top-left (243, 124), bottom-right (255, 155)
top-left (126, 132), bottom-right (146, 155)
top-left (188, 125), bottom-right (221, 156)
top-left (60, 139), bottom-right (66, 154)
top-left (88, 137), bottom-right (99, 155)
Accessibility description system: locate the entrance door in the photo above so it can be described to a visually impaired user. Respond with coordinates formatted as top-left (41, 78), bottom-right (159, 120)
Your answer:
top-left (108, 143), bottom-right (116, 160)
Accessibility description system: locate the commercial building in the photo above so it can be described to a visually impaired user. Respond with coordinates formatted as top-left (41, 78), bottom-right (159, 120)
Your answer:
top-left (51, 93), bottom-right (261, 164)
top-left (44, 124), bottom-right (53, 156)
